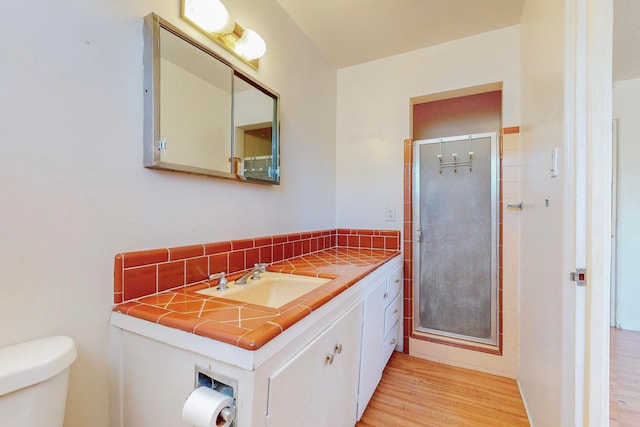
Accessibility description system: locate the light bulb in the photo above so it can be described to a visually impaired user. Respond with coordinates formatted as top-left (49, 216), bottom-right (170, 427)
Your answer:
top-left (185, 0), bottom-right (235, 34)
top-left (234, 28), bottom-right (266, 60)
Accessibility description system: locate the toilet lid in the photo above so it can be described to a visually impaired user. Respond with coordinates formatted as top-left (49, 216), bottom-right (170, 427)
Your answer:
top-left (0, 336), bottom-right (77, 396)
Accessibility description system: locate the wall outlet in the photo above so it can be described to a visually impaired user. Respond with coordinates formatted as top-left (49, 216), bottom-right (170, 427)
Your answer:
top-left (385, 207), bottom-right (396, 222)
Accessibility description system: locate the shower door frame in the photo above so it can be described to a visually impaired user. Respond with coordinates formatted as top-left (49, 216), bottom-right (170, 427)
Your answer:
top-left (412, 132), bottom-right (500, 347)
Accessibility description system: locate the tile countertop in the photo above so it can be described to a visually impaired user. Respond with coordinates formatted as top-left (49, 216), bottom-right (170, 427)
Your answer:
top-left (112, 247), bottom-right (400, 351)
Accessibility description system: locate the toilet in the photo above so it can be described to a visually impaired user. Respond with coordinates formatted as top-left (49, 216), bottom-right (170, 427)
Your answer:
top-left (0, 336), bottom-right (77, 427)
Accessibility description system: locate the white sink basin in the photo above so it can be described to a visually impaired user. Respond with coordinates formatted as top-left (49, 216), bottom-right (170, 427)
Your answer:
top-left (197, 272), bottom-right (331, 308)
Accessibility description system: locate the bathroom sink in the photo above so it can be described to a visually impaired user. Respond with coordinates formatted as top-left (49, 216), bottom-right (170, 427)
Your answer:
top-left (196, 272), bottom-right (331, 308)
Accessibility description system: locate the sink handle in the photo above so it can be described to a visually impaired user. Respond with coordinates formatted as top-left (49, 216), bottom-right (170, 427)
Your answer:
top-left (209, 272), bottom-right (228, 291)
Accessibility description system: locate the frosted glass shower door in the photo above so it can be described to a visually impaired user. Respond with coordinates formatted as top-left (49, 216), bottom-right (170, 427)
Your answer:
top-left (413, 133), bottom-right (498, 346)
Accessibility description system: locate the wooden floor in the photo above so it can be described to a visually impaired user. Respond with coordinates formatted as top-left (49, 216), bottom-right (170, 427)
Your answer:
top-left (356, 352), bottom-right (529, 427)
top-left (610, 327), bottom-right (640, 427)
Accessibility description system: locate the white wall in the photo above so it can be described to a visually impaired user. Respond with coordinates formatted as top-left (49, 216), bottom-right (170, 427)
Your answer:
top-left (0, 1), bottom-right (336, 426)
top-left (335, 26), bottom-right (520, 230)
top-left (518, 1), bottom-right (575, 425)
top-left (613, 77), bottom-right (640, 331)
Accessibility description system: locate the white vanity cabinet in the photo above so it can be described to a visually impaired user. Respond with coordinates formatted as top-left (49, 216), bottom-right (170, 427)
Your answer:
top-left (109, 255), bottom-right (402, 427)
top-left (356, 264), bottom-right (403, 420)
top-left (266, 302), bottom-right (363, 427)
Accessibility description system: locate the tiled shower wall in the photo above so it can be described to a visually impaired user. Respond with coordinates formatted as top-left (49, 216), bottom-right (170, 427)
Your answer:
top-left (114, 228), bottom-right (400, 304)
top-left (406, 128), bottom-right (521, 379)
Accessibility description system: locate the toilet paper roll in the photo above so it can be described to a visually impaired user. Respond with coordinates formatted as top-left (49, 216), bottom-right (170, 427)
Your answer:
top-left (182, 386), bottom-right (235, 427)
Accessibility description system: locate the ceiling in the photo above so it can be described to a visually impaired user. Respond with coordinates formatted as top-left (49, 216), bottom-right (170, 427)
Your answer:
top-left (275, 0), bottom-right (640, 80)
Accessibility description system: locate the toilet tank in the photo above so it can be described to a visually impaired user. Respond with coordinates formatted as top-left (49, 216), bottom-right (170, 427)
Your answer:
top-left (0, 336), bottom-right (77, 427)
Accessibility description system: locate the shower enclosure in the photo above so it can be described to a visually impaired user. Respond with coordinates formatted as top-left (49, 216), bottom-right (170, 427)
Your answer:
top-left (413, 132), bottom-right (499, 347)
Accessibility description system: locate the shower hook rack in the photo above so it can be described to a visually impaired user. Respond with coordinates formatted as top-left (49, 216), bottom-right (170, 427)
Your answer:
top-left (438, 137), bottom-right (473, 173)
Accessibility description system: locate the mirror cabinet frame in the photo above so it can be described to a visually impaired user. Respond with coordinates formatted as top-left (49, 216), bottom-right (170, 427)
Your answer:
top-left (143, 13), bottom-right (280, 184)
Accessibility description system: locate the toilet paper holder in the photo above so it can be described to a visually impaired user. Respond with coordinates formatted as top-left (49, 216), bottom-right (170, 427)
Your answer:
top-left (183, 366), bottom-right (238, 427)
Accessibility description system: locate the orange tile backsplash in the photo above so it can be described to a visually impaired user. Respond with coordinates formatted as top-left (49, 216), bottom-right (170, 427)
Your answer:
top-left (114, 229), bottom-right (400, 304)
top-left (113, 229), bottom-right (401, 350)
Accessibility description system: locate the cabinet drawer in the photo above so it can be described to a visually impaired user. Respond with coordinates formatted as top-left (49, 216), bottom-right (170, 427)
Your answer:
top-left (384, 294), bottom-right (401, 337)
top-left (385, 267), bottom-right (402, 302)
top-left (383, 321), bottom-right (399, 364)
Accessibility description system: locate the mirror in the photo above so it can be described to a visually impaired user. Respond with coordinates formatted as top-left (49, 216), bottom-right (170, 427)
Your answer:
top-left (143, 13), bottom-right (280, 184)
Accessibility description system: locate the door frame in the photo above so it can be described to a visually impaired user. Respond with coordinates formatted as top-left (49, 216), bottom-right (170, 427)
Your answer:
top-left (570, 0), bottom-right (612, 424)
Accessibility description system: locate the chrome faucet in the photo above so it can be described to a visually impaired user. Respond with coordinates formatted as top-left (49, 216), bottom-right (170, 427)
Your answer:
top-left (208, 272), bottom-right (228, 291)
top-left (236, 263), bottom-right (267, 285)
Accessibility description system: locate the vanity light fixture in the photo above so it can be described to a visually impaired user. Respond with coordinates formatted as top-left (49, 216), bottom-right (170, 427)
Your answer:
top-left (181, 0), bottom-right (266, 69)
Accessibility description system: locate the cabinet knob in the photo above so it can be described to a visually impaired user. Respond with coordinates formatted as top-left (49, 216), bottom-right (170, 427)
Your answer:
top-left (334, 344), bottom-right (343, 354)
top-left (394, 279), bottom-right (400, 283)
top-left (393, 308), bottom-right (398, 314)
top-left (390, 338), bottom-right (397, 345)
top-left (325, 354), bottom-right (334, 365)
top-left (383, 292), bottom-right (388, 299)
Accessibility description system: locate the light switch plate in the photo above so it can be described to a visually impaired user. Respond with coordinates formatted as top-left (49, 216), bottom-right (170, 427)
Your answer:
top-left (551, 147), bottom-right (559, 177)
top-left (385, 207), bottom-right (396, 222)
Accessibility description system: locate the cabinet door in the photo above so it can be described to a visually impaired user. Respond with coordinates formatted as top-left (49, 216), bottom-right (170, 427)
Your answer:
top-left (356, 277), bottom-right (387, 420)
top-left (267, 302), bottom-right (363, 427)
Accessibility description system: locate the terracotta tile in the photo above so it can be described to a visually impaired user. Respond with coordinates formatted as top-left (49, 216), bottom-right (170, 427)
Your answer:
top-left (372, 236), bottom-right (385, 249)
top-left (114, 293), bottom-right (123, 304)
top-left (209, 253), bottom-right (228, 276)
top-left (302, 239), bottom-right (311, 254)
top-left (236, 323), bottom-right (282, 350)
top-left (403, 297), bottom-right (412, 318)
top-left (293, 241), bottom-right (303, 256)
top-left (228, 251), bottom-right (245, 273)
top-left (380, 230), bottom-right (399, 237)
top-left (300, 232), bottom-right (312, 240)
top-left (166, 299), bottom-right (205, 314)
top-left (240, 316), bottom-right (276, 330)
top-left (246, 248), bottom-right (260, 268)
top-left (194, 321), bottom-right (249, 346)
top-left (297, 290), bottom-right (333, 310)
top-left (123, 265), bottom-right (156, 301)
top-left (240, 306), bottom-right (278, 318)
top-left (287, 233), bottom-right (301, 242)
top-left (270, 305), bottom-right (312, 330)
top-left (348, 235), bottom-right (359, 247)
top-left (112, 301), bottom-right (138, 314)
top-left (200, 307), bottom-right (240, 322)
top-left (169, 244), bottom-right (204, 261)
top-left (158, 312), bottom-right (205, 333)
top-left (186, 256), bottom-right (208, 284)
top-left (114, 254), bottom-right (123, 296)
top-left (272, 244), bottom-right (284, 262)
top-left (386, 237), bottom-right (400, 250)
top-left (283, 242), bottom-right (293, 259)
top-left (204, 241), bottom-right (231, 255)
top-left (231, 239), bottom-right (254, 250)
top-left (337, 235), bottom-right (348, 247)
top-left (138, 293), bottom-right (175, 306)
top-left (127, 304), bottom-right (169, 323)
top-left (259, 246), bottom-right (273, 264)
top-left (167, 293), bottom-right (203, 303)
top-left (503, 126), bottom-right (520, 134)
top-left (360, 235), bottom-right (372, 248)
top-left (404, 202), bottom-right (412, 222)
top-left (202, 300), bottom-right (237, 311)
top-left (254, 237), bottom-right (272, 247)
top-left (158, 261), bottom-right (185, 292)
top-left (336, 228), bottom-right (351, 234)
top-left (310, 238), bottom-right (319, 253)
top-left (123, 248), bottom-right (168, 268)
top-left (272, 235), bottom-right (287, 244)
top-left (329, 235), bottom-right (336, 247)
